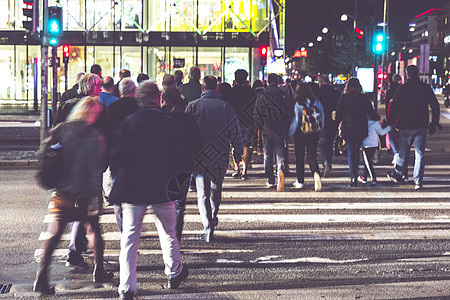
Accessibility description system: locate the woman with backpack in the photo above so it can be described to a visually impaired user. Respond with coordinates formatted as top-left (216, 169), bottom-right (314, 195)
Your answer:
top-left (288, 81), bottom-right (324, 191)
top-left (335, 78), bottom-right (380, 187)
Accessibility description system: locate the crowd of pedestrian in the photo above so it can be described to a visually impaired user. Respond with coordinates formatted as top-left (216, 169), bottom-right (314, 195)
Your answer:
top-left (33, 63), bottom-right (440, 299)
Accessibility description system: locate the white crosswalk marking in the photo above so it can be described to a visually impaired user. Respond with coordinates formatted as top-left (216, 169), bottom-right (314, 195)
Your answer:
top-left (35, 163), bottom-right (450, 263)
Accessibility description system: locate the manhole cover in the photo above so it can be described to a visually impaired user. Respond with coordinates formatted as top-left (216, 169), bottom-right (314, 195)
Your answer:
top-left (0, 284), bottom-right (12, 294)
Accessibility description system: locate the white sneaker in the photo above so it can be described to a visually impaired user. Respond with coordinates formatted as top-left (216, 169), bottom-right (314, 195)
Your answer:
top-left (293, 181), bottom-right (303, 189)
top-left (392, 153), bottom-right (399, 166)
top-left (266, 182), bottom-right (276, 188)
top-left (314, 172), bottom-right (322, 192)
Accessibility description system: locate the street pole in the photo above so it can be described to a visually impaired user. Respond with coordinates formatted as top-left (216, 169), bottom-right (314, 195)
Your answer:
top-left (373, 55), bottom-right (378, 111)
top-left (52, 46), bottom-right (58, 127)
top-left (40, 0), bottom-right (48, 143)
top-left (353, 0), bottom-right (358, 30)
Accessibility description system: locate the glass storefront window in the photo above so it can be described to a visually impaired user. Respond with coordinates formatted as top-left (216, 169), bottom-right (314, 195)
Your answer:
top-left (224, 47), bottom-right (249, 84)
top-left (61, 46), bottom-right (85, 91)
top-left (146, 47), bottom-right (167, 86)
top-left (198, 47), bottom-right (222, 80)
top-left (58, 0), bottom-right (86, 31)
top-left (0, 46), bottom-right (15, 100)
top-left (121, 46), bottom-right (142, 81)
top-left (1, 0), bottom-right (16, 30)
top-left (171, 46), bottom-right (195, 84)
top-left (116, 0), bottom-right (142, 31)
top-left (197, 1), bottom-right (223, 33)
top-left (86, 0), bottom-right (114, 31)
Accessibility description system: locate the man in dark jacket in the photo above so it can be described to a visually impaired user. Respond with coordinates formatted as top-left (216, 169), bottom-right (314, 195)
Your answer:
top-left (179, 66), bottom-right (202, 103)
top-left (113, 69), bottom-right (131, 97)
top-left (387, 65), bottom-right (440, 189)
top-left (186, 76), bottom-right (243, 242)
top-left (110, 81), bottom-right (190, 299)
top-left (253, 73), bottom-right (288, 191)
top-left (60, 72), bottom-right (85, 103)
top-left (229, 69), bottom-right (257, 179)
top-left (315, 74), bottom-right (341, 177)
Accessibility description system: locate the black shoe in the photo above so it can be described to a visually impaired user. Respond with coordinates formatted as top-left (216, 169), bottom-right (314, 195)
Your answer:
top-left (370, 179), bottom-right (377, 186)
top-left (119, 291), bottom-right (135, 300)
top-left (93, 267), bottom-right (114, 283)
top-left (387, 171), bottom-right (402, 184)
top-left (167, 266), bottom-right (189, 289)
top-left (66, 253), bottom-right (89, 270)
top-left (348, 178), bottom-right (357, 188)
top-left (323, 164), bottom-right (331, 178)
top-left (33, 280), bottom-right (55, 295)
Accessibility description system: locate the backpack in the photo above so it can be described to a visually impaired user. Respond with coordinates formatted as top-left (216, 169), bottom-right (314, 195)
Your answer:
top-left (35, 125), bottom-right (64, 190)
top-left (300, 102), bottom-right (323, 134)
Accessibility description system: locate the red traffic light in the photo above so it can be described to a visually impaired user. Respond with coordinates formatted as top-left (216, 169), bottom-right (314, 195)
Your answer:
top-left (62, 45), bottom-right (69, 57)
top-left (355, 27), bottom-right (365, 36)
top-left (377, 73), bottom-right (388, 80)
top-left (259, 45), bottom-right (267, 57)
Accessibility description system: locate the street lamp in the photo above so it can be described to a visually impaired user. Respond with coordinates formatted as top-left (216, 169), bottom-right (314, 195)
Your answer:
top-left (300, 47), bottom-right (306, 51)
top-left (308, 42), bottom-right (314, 47)
top-left (341, 14), bottom-right (349, 22)
top-left (317, 36), bottom-right (323, 42)
top-left (322, 27), bottom-right (329, 34)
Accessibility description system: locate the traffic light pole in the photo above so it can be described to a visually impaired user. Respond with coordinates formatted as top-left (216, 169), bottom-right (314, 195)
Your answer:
top-left (373, 55), bottom-right (378, 112)
top-left (52, 46), bottom-right (58, 126)
top-left (40, 0), bottom-right (48, 142)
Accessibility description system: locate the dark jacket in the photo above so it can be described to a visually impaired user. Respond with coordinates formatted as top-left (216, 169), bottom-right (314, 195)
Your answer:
top-left (335, 93), bottom-right (380, 141)
top-left (55, 121), bottom-right (105, 201)
top-left (186, 90), bottom-right (243, 175)
top-left (315, 85), bottom-right (341, 132)
top-left (54, 94), bottom-right (86, 125)
top-left (253, 85), bottom-right (288, 135)
top-left (60, 84), bottom-right (79, 103)
top-left (109, 109), bottom-right (199, 205)
top-left (105, 96), bottom-right (140, 140)
top-left (388, 77), bottom-right (440, 129)
top-left (229, 84), bottom-right (257, 140)
top-left (178, 79), bottom-right (202, 103)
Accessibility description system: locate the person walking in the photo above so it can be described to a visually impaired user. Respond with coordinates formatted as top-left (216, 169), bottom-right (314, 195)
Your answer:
top-left (387, 65), bottom-right (440, 190)
top-left (33, 97), bottom-right (113, 295)
top-left (60, 72), bottom-right (85, 103)
top-left (359, 116), bottom-right (391, 185)
top-left (229, 69), bottom-right (257, 180)
top-left (288, 81), bottom-right (324, 191)
top-left (99, 76), bottom-right (119, 107)
top-left (109, 81), bottom-right (190, 300)
top-left (315, 74), bottom-right (341, 177)
top-left (178, 66), bottom-right (202, 103)
top-left (185, 75), bottom-right (243, 242)
top-left (335, 78), bottom-right (380, 187)
top-left (113, 69), bottom-right (131, 97)
top-left (253, 73), bottom-right (288, 191)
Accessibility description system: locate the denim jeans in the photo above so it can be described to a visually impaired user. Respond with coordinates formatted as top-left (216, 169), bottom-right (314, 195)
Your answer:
top-left (395, 128), bottom-right (427, 183)
top-left (294, 131), bottom-right (320, 183)
top-left (262, 129), bottom-right (286, 184)
top-left (118, 202), bottom-right (182, 295)
top-left (195, 171), bottom-right (226, 233)
top-left (344, 137), bottom-right (362, 180)
top-left (318, 129), bottom-right (337, 167)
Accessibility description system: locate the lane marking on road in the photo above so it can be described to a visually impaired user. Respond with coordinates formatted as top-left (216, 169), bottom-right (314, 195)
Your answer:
top-left (441, 112), bottom-right (450, 120)
top-left (33, 248), bottom-right (254, 261)
top-left (216, 257), bottom-right (369, 264)
top-left (39, 229), bottom-right (450, 242)
top-left (43, 213), bottom-right (450, 224)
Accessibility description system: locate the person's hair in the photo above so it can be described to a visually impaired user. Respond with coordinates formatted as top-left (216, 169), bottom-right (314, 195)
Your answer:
top-left (75, 72), bottom-right (85, 84)
top-left (162, 87), bottom-right (182, 105)
top-left (90, 64), bottom-right (102, 76)
top-left (392, 74), bottom-right (402, 84)
top-left (119, 69), bottom-right (131, 79)
top-left (174, 70), bottom-right (184, 84)
top-left (252, 79), bottom-right (264, 89)
top-left (406, 65), bottom-right (419, 78)
top-left (67, 96), bottom-right (101, 122)
top-left (79, 73), bottom-right (101, 95)
top-left (318, 74), bottom-right (330, 87)
top-left (119, 78), bottom-right (137, 97)
top-left (102, 76), bottom-right (114, 90)
top-left (234, 69), bottom-right (248, 84)
top-left (139, 81), bottom-right (161, 107)
top-left (202, 75), bottom-right (217, 90)
top-left (344, 77), bottom-right (363, 94)
top-left (188, 67), bottom-right (201, 80)
top-left (267, 73), bottom-right (279, 86)
top-left (295, 81), bottom-right (316, 106)
top-left (162, 74), bottom-right (176, 88)
top-left (218, 82), bottom-right (232, 101)
top-left (137, 73), bottom-right (149, 84)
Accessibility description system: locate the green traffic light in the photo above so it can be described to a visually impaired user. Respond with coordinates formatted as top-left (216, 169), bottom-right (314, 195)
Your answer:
top-left (49, 37), bottom-right (59, 46)
top-left (49, 20), bottom-right (60, 34)
top-left (373, 32), bottom-right (386, 55)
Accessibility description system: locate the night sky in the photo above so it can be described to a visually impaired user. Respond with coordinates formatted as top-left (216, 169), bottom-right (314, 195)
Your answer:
top-left (285, 0), bottom-right (449, 55)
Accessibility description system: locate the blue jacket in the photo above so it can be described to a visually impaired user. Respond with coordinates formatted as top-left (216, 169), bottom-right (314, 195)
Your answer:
top-left (288, 99), bottom-right (324, 136)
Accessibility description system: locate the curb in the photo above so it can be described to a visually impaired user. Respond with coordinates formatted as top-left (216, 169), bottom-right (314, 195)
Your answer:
top-left (0, 160), bottom-right (39, 168)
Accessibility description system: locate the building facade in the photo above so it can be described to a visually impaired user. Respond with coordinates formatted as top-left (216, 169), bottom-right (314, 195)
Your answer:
top-left (0, 0), bottom-right (285, 109)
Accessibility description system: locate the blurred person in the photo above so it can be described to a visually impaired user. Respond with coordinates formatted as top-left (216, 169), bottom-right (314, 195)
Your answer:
top-left (33, 96), bottom-right (113, 295)
top-left (185, 76), bottom-right (243, 242)
top-left (109, 81), bottom-right (190, 299)
top-left (229, 69), bottom-right (257, 180)
top-left (61, 72), bottom-right (85, 103)
top-left (179, 66), bottom-right (202, 103)
top-left (113, 69), bottom-right (131, 97)
top-left (335, 78), bottom-right (380, 187)
top-left (387, 65), bottom-right (440, 190)
top-left (163, 74), bottom-right (176, 89)
top-left (315, 74), bottom-right (341, 177)
top-left (253, 73), bottom-right (288, 191)
top-left (252, 80), bottom-right (265, 156)
top-left (385, 74), bottom-right (402, 167)
top-left (288, 82), bottom-right (324, 191)
top-left (90, 64), bottom-right (102, 78)
top-left (161, 86), bottom-right (186, 113)
top-left (174, 70), bottom-right (184, 88)
top-left (136, 73), bottom-right (150, 85)
top-left (218, 82), bottom-right (232, 102)
top-left (99, 76), bottom-right (119, 107)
